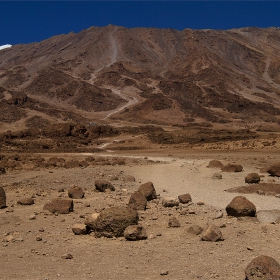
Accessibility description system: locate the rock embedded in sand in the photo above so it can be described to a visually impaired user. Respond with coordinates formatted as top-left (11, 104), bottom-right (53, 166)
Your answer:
top-left (221, 164), bottom-right (243, 172)
top-left (128, 191), bottom-right (147, 210)
top-left (17, 198), bottom-right (34, 205)
top-left (0, 187), bottom-right (6, 208)
top-left (43, 199), bottom-right (74, 214)
top-left (68, 186), bottom-right (85, 199)
top-left (245, 173), bottom-right (260, 184)
top-left (267, 163), bottom-right (280, 177)
top-left (162, 197), bottom-right (179, 207)
top-left (200, 224), bottom-right (224, 242)
top-left (95, 180), bottom-right (115, 192)
top-left (138, 182), bottom-right (157, 201)
top-left (245, 255), bottom-right (280, 280)
top-left (0, 167), bottom-right (6, 175)
top-left (94, 206), bottom-right (139, 238)
top-left (187, 225), bottom-right (203, 235)
top-left (124, 224), bottom-right (147, 241)
top-left (226, 196), bottom-right (256, 217)
top-left (178, 193), bottom-right (192, 204)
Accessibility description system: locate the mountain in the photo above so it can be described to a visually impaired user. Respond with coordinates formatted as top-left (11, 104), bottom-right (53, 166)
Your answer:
top-left (1, 25), bottom-right (280, 133)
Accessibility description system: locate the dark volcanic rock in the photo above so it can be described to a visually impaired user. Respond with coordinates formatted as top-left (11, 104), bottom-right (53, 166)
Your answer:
top-left (95, 180), bottom-right (115, 192)
top-left (226, 196), bottom-right (256, 217)
top-left (0, 167), bottom-right (6, 175)
top-left (94, 206), bottom-right (139, 238)
top-left (124, 224), bottom-right (147, 241)
top-left (178, 193), bottom-right (192, 204)
top-left (0, 187), bottom-right (6, 209)
top-left (43, 199), bottom-right (74, 214)
top-left (221, 164), bottom-right (243, 172)
top-left (245, 255), bottom-right (280, 280)
top-left (68, 186), bottom-right (85, 199)
top-left (138, 181), bottom-right (157, 201)
top-left (128, 191), bottom-right (147, 210)
top-left (245, 173), bottom-right (261, 184)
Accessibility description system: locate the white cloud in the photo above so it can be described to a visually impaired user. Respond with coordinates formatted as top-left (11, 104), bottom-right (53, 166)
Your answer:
top-left (0, 44), bottom-right (12, 51)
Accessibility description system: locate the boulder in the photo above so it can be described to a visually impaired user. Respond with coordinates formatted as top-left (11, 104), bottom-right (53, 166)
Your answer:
top-left (245, 173), bottom-right (260, 184)
top-left (138, 182), bottom-right (157, 201)
top-left (162, 197), bottom-right (179, 207)
top-left (200, 224), bottom-right (224, 242)
top-left (43, 199), bottom-right (74, 214)
top-left (178, 193), bottom-right (192, 204)
top-left (256, 210), bottom-right (280, 224)
top-left (245, 255), bottom-right (280, 280)
top-left (128, 191), bottom-right (147, 210)
top-left (221, 164), bottom-right (243, 172)
top-left (95, 180), bottom-right (115, 192)
top-left (0, 187), bottom-right (6, 209)
top-left (17, 198), bottom-right (34, 205)
top-left (226, 196), bottom-right (256, 217)
top-left (124, 224), bottom-right (147, 241)
top-left (207, 160), bottom-right (224, 168)
top-left (85, 213), bottom-right (100, 230)
top-left (267, 163), bottom-right (280, 177)
top-left (72, 223), bottom-right (88, 235)
top-left (187, 225), bottom-right (203, 236)
top-left (168, 217), bottom-right (181, 227)
top-left (68, 186), bottom-right (85, 199)
top-left (94, 206), bottom-right (138, 238)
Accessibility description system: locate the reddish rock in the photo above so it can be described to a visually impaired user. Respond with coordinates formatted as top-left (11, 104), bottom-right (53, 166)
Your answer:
top-left (43, 199), bottom-right (74, 214)
top-left (207, 160), bottom-right (224, 168)
top-left (95, 180), bottom-right (115, 192)
top-left (226, 196), bottom-right (256, 217)
top-left (65, 160), bottom-right (80, 169)
top-left (94, 206), bottom-right (138, 238)
top-left (128, 191), bottom-right (147, 210)
top-left (138, 182), bottom-right (157, 201)
top-left (245, 255), bottom-right (280, 280)
top-left (68, 186), bottom-right (85, 199)
top-left (245, 173), bottom-right (260, 184)
top-left (85, 213), bottom-right (100, 230)
top-left (0, 187), bottom-right (6, 209)
top-left (17, 198), bottom-right (34, 205)
top-left (267, 163), bottom-right (280, 177)
top-left (178, 193), bottom-right (192, 204)
top-left (200, 224), bottom-right (224, 242)
top-left (221, 164), bottom-right (243, 172)
top-left (124, 224), bottom-right (147, 241)
top-left (162, 197), bottom-right (179, 207)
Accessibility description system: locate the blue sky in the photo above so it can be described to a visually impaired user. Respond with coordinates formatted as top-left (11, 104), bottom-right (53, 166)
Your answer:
top-left (0, 1), bottom-right (280, 46)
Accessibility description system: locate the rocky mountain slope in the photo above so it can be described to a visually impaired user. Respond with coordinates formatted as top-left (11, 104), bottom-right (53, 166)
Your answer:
top-left (1, 25), bottom-right (280, 131)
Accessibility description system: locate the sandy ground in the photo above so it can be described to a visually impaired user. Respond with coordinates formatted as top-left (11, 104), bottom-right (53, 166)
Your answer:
top-left (1, 149), bottom-right (280, 280)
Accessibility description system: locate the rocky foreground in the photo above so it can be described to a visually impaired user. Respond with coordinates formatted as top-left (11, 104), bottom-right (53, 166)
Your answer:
top-left (1, 152), bottom-right (280, 279)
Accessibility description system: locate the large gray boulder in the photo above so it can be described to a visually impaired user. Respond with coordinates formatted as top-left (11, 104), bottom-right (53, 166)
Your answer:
top-left (94, 206), bottom-right (139, 238)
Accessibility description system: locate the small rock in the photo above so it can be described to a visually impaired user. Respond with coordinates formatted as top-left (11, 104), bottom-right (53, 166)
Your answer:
top-left (200, 224), bottom-right (224, 242)
top-left (212, 173), bottom-right (222, 179)
top-left (168, 217), bottom-right (181, 228)
top-left (178, 193), bottom-right (192, 204)
top-left (61, 253), bottom-right (73, 259)
top-left (95, 180), bottom-right (115, 192)
top-left (72, 223), bottom-right (88, 235)
top-left (0, 187), bottom-right (7, 209)
top-left (68, 186), bottom-right (85, 199)
top-left (245, 173), bottom-right (261, 184)
top-left (43, 199), bottom-right (74, 214)
top-left (36, 236), bottom-right (42, 241)
top-left (214, 212), bottom-right (223, 219)
top-left (29, 215), bottom-right (36, 220)
top-left (17, 198), bottom-right (34, 205)
top-left (162, 197), bottom-right (179, 207)
top-left (160, 271), bottom-right (169, 276)
top-left (124, 224), bottom-right (148, 241)
top-left (187, 225), bottom-right (203, 235)
top-left (226, 196), bottom-right (256, 217)
top-left (128, 191), bottom-right (147, 210)
top-left (138, 182), bottom-right (157, 201)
